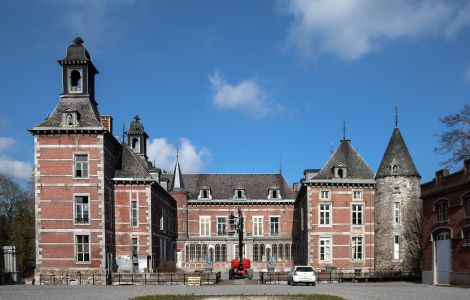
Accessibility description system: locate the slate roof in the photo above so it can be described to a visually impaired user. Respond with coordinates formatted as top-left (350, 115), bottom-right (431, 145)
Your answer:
top-left (376, 127), bottom-right (420, 178)
top-left (314, 139), bottom-right (374, 180)
top-left (127, 115), bottom-right (146, 135)
top-left (114, 143), bottom-right (153, 180)
top-left (32, 96), bottom-right (102, 129)
top-left (170, 160), bottom-right (185, 192)
top-left (163, 173), bottom-right (296, 200)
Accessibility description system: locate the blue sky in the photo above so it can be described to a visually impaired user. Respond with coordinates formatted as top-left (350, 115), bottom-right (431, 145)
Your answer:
top-left (0, 0), bottom-right (469, 186)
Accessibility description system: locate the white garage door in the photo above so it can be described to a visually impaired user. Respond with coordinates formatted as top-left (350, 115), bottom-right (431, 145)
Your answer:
top-left (435, 232), bottom-right (451, 285)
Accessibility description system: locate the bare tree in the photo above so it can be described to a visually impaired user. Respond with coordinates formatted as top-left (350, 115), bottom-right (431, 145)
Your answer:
top-left (434, 104), bottom-right (470, 169)
top-left (402, 199), bottom-right (423, 273)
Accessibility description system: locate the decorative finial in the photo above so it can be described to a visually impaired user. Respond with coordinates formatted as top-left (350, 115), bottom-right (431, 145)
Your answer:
top-left (395, 105), bottom-right (398, 128)
top-left (134, 115), bottom-right (140, 121)
top-left (342, 121), bottom-right (347, 140)
top-left (73, 37), bottom-right (84, 45)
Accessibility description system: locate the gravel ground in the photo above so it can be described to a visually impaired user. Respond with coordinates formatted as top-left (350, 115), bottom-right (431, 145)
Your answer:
top-left (0, 282), bottom-right (468, 300)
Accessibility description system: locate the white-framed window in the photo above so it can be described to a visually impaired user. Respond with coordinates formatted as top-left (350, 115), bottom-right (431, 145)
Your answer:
top-left (217, 217), bottom-right (227, 236)
top-left (160, 207), bottom-right (165, 231)
top-left (390, 164), bottom-right (399, 175)
top-left (74, 154), bottom-right (89, 178)
top-left (76, 234), bottom-right (90, 263)
top-left (353, 191), bottom-right (363, 200)
top-left (233, 244), bottom-right (246, 259)
top-left (393, 235), bottom-right (400, 260)
top-left (320, 190), bottom-right (330, 200)
top-left (319, 204), bottom-right (331, 226)
top-left (131, 200), bottom-right (138, 227)
top-left (394, 202), bottom-right (400, 224)
top-left (199, 216), bottom-right (211, 236)
top-left (319, 237), bottom-right (331, 262)
top-left (131, 237), bottom-right (138, 263)
top-left (74, 195), bottom-right (89, 224)
top-left (68, 68), bottom-right (83, 93)
top-left (270, 216), bottom-right (280, 236)
top-left (351, 236), bottom-right (363, 261)
top-left (199, 188), bottom-right (211, 199)
top-left (268, 188), bottom-right (281, 199)
top-left (352, 204), bottom-right (363, 225)
top-left (253, 216), bottom-right (263, 236)
top-left (234, 189), bottom-right (245, 199)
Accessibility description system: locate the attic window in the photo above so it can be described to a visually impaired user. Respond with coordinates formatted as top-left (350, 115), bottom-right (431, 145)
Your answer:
top-left (69, 69), bottom-right (82, 93)
top-left (334, 167), bottom-right (347, 179)
top-left (391, 165), bottom-right (399, 175)
top-left (268, 187), bottom-right (281, 199)
top-left (62, 111), bottom-right (79, 127)
top-left (199, 188), bottom-right (211, 200)
top-left (234, 188), bottom-right (246, 199)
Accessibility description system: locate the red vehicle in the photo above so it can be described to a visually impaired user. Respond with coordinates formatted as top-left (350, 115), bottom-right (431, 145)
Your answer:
top-left (228, 208), bottom-right (253, 280)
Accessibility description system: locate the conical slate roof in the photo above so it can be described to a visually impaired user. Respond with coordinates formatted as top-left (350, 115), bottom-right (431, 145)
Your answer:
top-left (376, 127), bottom-right (420, 178)
top-left (171, 159), bottom-right (185, 192)
top-left (314, 139), bottom-right (374, 180)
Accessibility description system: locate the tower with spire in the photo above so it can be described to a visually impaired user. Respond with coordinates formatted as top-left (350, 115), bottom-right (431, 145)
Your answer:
top-left (374, 108), bottom-right (421, 271)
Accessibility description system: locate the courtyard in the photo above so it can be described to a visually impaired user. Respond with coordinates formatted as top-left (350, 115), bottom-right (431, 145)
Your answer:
top-left (0, 282), bottom-right (468, 300)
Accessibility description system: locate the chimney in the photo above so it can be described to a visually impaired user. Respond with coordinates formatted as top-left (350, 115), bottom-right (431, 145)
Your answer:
top-left (435, 169), bottom-right (449, 186)
top-left (293, 182), bottom-right (299, 192)
top-left (100, 115), bottom-right (113, 134)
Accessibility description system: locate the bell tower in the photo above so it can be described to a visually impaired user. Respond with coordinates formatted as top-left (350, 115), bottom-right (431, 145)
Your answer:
top-left (58, 37), bottom-right (99, 104)
top-left (126, 115), bottom-right (149, 158)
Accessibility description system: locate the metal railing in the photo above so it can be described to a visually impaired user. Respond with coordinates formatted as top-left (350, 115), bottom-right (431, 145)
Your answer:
top-left (260, 269), bottom-right (421, 284)
top-left (39, 271), bottom-right (222, 286)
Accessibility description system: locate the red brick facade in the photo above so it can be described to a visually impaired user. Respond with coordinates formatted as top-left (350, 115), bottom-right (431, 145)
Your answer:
top-left (421, 160), bottom-right (470, 285)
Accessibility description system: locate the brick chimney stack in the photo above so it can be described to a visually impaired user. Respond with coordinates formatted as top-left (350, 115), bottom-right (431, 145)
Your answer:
top-left (101, 115), bottom-right (113, 134)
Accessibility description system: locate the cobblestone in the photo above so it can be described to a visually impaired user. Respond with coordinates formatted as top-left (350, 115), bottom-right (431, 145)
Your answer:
top-left (0, 282), bottom-right (468, 300)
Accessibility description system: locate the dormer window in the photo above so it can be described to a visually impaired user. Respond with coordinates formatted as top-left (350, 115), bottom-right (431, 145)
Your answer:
top-left (68, 68), bottom-right (83, 93)
top-left (62, 109), bottom-right (79, 127)
top-left (233, 188), bottom-right (246, 199)
top-left (268, 187), bottom-right (281, 199)
top-left (198, 187), bottom-right (211, 199)
top-left (333, 165), bottom-right (347, 179)
top-left (391, 164), bottom-right (399, 175)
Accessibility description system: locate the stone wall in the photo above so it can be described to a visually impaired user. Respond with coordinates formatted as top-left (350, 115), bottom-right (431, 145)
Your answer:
top-left (375, 176), bottom-right (421, 270)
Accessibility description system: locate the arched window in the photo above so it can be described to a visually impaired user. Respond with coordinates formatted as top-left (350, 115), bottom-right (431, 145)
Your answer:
top-left (391, 165), bottom-right (398, 175)
top-left (285, 244), bottom-right (291, 261)
top-left (190, 244), bottom-right (196, 262)
top-left (70, 69), bottom-right (82, 92)
top-left (215, 244), bottom-right (221, 262)
top-left (209, 247), bottom-right (214, 262)
top-left (131, 137), bottom-right (140, 152)
top-left (221, 244), bottom-right (227, 262)
top-left (203, 190), bottom-right (208, 198)
top-left (279, 244), bottom-right (284, 261)
top-left (238, 190), bottom-right (242, 198)
top-left (202, 244), bottom-right (208, 259)
top-left (196, 244), bottom-right (202, 262)
top-left (338, 168), bottom-right (344, 178)
top-left (260, 244), bottom-right (265, 261)
top-left (272, 244), bottom-right (278, 261)
top-left (253, 244), bottom-right (259, 261)
top-left (185, 245), bottom-right (190, 262)
top-left (434, 200), bottom-right (449, 222)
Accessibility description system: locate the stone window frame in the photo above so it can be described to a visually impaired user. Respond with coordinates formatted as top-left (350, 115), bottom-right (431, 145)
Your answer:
top-left (351, 203), bottom-right (364, 225)
top-left (318, 203), bottom-right (332, 227)
top-left (462, 192), bottom-right (470, 218)
top-left (233, 243), bottom-right (246, 260)
top-left (269, 215), bottom-right (281, 236)
top-left (319, 236), bottom-right (332, 263)
top-left (393, 202), bottom-right (401, 224)
top-left (198, 187), bottom-right (212, 200)
top-left (73, 152), bottom-right (89, 179)
top-left (252, 216), bottom-right (264, 237)
top-left (352, 190), bottom-right (363, 201)
top-left (233, 188), bottom-right (246, 199)
top-left (199, 216), bottom-right (211, 237)
top-left (216, 216), bottom-right (227, 236)
top-left (74, 233), bottom-right (91, 264)
top-left (433, 198), bottom-right (450, 223)
top-left (130, 194), bottom-right (139, 228)
top-left (351, 236), bottom-right (364, 261)
top-left (461, 225), bottom-right (470, 247)
top-left (73, 193), bottom-right (90, 225)
top-left (268, 187), bottom-right (281, 199)
top-left (62, 109), bottom-right (80, 127)
top-left (393, 235), bottom-right (401, 260)
top-left (131, 236), bottom-right (139, 266)
top-left (319, 190), bottom-right (331, 200)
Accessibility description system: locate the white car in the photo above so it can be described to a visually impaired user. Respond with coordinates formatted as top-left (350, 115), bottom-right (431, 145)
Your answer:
top-left (288, 265), bottom-right (316, 286)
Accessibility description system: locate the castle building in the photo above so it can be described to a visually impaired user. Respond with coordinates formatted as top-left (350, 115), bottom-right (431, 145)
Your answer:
top-left (421, 160), bottom-right (470, 285)
top-left (29, 38), bottom-right (176, 283)
top-left (30, 38), bottom-right (422, 282)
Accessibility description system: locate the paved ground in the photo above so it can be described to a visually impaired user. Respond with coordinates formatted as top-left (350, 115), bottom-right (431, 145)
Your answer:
top-left (0, 282), bottom-right (468, 300)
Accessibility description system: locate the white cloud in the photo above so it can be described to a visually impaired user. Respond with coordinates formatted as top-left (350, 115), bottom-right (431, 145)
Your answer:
top-left (209, 70), bottom-right (280, 118)
top-left (147, 137), bottom-right (211, 173)
top-left (0, 137), bottom-right (33, 181)
top-left (279, 0), bottom-right (470, 61)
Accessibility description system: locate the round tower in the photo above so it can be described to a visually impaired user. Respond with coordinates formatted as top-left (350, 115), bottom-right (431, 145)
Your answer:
top-left (375, 123), bottom-right (421, 271)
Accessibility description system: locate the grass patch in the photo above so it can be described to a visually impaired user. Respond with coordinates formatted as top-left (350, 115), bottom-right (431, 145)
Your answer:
top-left (131, 295), bottom-right (345, 300)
